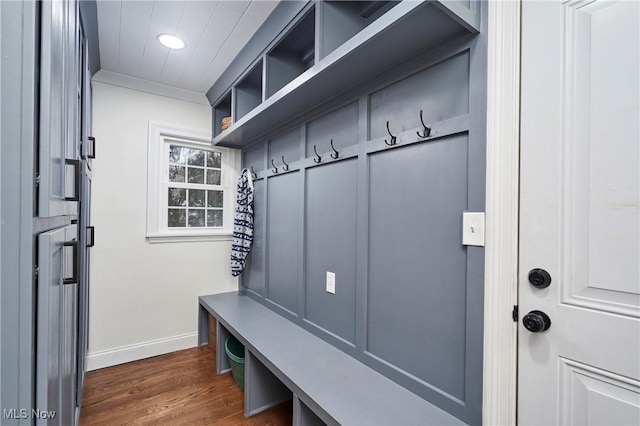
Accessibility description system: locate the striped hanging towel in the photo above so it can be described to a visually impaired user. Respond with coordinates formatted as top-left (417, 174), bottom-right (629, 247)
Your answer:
top-left (230, 168), bottom-right (254, 277)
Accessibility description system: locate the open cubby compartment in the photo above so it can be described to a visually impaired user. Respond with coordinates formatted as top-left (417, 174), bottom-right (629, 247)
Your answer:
top-left (319, 1), bottom-right (400, 59)
top-left (266, 6), bottom-right (316, 98)
top-left (244, 352), bottom-right (292, 417)
top-left (213, 92), bottom-right (232, 137)
top-left (214, 1), bottom-right (479, 148)
top-left (235, 59), bottom-right (264, 121)
top-left (293, 395), bottom-right (327, 426)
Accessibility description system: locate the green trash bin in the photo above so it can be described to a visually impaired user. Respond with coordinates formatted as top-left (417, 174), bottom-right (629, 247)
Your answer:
top-left (224, 336), bottom-right (245, 390)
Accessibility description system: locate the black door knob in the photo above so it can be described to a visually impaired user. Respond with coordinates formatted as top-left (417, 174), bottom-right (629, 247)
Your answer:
top-left (528, 268), bottom-right (552, 288)
top-left (522, 310), bottom-right (551, 333)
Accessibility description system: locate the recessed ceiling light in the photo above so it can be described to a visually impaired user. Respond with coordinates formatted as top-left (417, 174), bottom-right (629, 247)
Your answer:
top-left (157, 34), bottom-right (185, 50)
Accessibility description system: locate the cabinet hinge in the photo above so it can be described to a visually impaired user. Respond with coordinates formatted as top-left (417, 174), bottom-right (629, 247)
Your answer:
top-left (34, 265), bottom-right (40, 280)
top-left (512, 305), bottom-right (518, 322)
top-left (35, 173), bottom-right (40, 187)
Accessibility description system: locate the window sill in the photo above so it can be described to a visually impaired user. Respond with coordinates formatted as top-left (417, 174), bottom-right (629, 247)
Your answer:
top-left (146, 233), bottom-right (232, 244)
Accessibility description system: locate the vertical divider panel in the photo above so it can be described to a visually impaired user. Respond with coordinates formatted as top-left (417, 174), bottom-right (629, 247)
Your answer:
top-left (463, 29), bottom-right (487, 417)
top-left (298, 125), bottom-right (307, 319)
top-left (314, 1), bottom-right (323, 66)
top-left (263, 143), bottom-right (270, 301)
top-left (216, 322), bottom-right (231, 374)
top-left (261, 54), bottom-right (268, 103)
top-left (354, 96), bottom-right (369, 352)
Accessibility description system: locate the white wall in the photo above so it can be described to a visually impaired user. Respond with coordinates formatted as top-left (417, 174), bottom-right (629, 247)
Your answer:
top-left (88, 81), bottom-right (238, 370)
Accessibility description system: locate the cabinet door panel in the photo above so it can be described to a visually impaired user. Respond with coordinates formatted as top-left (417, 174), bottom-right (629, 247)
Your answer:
top-left (36, 224), bottom-right (78, 425)
top-left (39, 0), bottom-right (79, 217)
top-left (76, 165), bottom-right (91, 407)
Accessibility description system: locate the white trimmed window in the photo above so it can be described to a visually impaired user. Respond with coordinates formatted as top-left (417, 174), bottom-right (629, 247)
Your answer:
top-left (146, 122), bottom-right (239, 243)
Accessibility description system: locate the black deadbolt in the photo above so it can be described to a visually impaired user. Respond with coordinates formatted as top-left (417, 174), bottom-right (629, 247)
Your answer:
top-left (528, 268), bottom-right (552, 289)
top-left (522, 310), bottom-right (551, 333)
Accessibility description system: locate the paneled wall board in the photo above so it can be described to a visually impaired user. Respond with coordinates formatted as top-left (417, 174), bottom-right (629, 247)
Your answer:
top-left (269, 128), bottom-right (302, 166)
top-left (243, 144), bottom-right (266, 173)
top-left (369, 52), bottom-right (470, 140)
top-left (244, 180), bottom-right (266, 295)
top-left (304, 160), bottom-right (358, 344)
top-left (238, 5), bottom-right (486, 421)
top-left (367, 134), bottom-right (469, 401)
top-left (266, 172), bottom-right (301, 313)
top-left (305, 101), bottom-right (359, 157)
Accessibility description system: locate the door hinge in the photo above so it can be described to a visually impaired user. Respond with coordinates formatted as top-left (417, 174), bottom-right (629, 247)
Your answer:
top-left (35, 172), bottom-right (40, 187)
top-left (34, 265), bottom-right (40, 280)
top-left (512, 305), bottom-right (518, 322)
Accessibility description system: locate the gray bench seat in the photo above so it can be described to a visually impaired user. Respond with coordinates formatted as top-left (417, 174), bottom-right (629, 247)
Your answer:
top-left (198, 291), bottom-right (464, 426)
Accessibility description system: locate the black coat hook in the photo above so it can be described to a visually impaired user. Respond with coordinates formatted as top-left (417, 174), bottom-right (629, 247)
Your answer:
top-left (330, 139), bottom-right (339, 159)
top-left (250, 166), bottom-right (257, 179)
top-left (271, 158), bottom-right (278, 174)
top-left (385, 121), bottom-right (397, 146)
top-left (417, 110), bottom-right (431, 139)
top-left (313, 145), bottom-right (322, 163)
top-left (281, 155), bottom-right (289, 171)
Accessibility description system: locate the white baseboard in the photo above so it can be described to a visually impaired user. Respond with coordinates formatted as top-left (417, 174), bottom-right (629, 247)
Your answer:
top-left (86, 332), bottom-right (198, 371)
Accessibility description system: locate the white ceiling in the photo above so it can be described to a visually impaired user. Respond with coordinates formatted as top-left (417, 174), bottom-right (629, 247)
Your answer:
top-left (96, 1), bottom-right (279, 96)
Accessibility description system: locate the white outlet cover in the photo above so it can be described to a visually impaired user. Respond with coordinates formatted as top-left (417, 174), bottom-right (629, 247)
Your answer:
top-left (326, 271), bottom-right (336, 294)
top-left (462, 212), bottom-right (485, 246)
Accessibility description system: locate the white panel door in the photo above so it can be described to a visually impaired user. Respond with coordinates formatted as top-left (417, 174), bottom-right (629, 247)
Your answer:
top-left (519, 1), bottom-right (640, 424)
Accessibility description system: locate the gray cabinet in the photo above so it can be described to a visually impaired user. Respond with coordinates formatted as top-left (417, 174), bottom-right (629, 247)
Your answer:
top-left (36, 225), bottom-right (78, 426)
top-left (1, 1), bottom-right (94, 423)
top-left (38, 0), bottom-right (80, 218)
top-left (76, 33), bottom-right (94, 407)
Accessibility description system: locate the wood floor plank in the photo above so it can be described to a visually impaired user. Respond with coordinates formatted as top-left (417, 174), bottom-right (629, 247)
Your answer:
top-left (80, 347), bottom-right (292, 425)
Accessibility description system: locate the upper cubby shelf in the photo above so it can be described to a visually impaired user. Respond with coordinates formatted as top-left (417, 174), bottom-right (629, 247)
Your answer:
top-left (212, 0), bottom-right (479, 148)
top-left (266, 7), bottom-right (316, 98)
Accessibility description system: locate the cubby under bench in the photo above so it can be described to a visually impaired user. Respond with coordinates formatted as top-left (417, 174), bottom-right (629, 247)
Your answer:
top-left (198, 292), bottom-right (463, 426)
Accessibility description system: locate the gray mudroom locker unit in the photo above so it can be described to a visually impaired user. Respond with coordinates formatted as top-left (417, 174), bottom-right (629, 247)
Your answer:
top-left (1, 0), bottom-right (98, 424)
top-left (208, 1), bottom-right (487, 424)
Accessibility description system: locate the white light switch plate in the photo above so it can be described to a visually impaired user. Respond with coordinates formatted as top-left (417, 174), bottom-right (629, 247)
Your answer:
top-left (462, 212), bottom-right (485, 246)
top-left (326, 271), bottom-right (336, 294)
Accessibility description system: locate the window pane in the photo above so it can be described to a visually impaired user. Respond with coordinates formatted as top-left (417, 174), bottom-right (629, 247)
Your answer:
top-left (168, 209), bottom-right (186, 227)
top-left (207, 190), bottom-right (223, 208)
top-left (206, 169), bottom-right (221, 185)
top-left (188, 149), bottom-right (205, 166)
top-left (207, 151), bottom-right (222, 168)
top-left (169, 145), bottom-right (187, 164)
top-left (169, 165), bottom-right (185, 182)
top-left (207, 209), bottom-right (223, 227)
top-left (168, 188), bottom-right (186, 206)
top-left (188, 189), bottom-right (205, 207)
top-left (188, 209), bottom-right (205, 227)
top-left (187, 167), bottom-right (204, 184)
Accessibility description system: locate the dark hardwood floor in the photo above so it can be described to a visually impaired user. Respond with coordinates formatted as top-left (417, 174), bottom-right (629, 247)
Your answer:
top-left (80, 347), bottom-right (292, 425)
